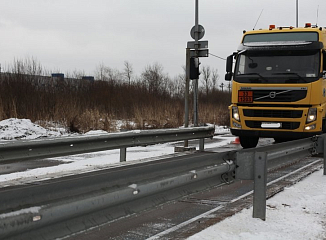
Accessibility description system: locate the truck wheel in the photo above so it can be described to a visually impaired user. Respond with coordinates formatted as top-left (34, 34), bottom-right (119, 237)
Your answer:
top-left (239, 136), bottom-right (259, 148)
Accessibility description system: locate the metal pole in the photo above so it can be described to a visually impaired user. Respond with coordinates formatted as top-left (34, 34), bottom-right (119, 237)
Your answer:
top-left (296, 0), bottom-right (298, 28)
top-left (184, 48), bottom-right (190, 147)
top-left (194, 0), bottom-right (199, 127)
top-left (194, 79), bottom-right (198, 126)
top-left (199, 138), bottom-right (204, 151)
top-left (195, 0), bottom-right (199, 44)
top-left (253, 152), bottom-right (267, 220)
top-left (120, 147), bottom-right (127, 162)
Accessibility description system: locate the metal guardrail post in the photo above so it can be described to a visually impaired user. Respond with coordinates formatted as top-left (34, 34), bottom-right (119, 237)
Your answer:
top-left (253, 152), bottom-right (267, 220)
top-left (120, 148), bottom-right (127, 162)
top-left (199, 138), bottom-right (204, 151)
top-left (234, 136), bottom-right (319, 220)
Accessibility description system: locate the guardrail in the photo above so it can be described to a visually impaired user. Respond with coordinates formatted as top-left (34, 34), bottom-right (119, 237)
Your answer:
top-left (0, 156), bottom-right (235, 239)
top-left (235, 134), bottom-right (326, 220)
top-left (0, 131), bottom-right (325, 238)
top-left (0, 126), bottom-right (215, 163)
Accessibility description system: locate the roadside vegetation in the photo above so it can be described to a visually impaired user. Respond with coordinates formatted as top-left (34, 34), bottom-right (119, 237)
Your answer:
top-left (0, 58), bottom-right (231, 133)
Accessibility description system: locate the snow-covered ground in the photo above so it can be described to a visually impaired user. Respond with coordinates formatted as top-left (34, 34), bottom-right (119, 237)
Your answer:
top-left (189, 168), bottom-right (326, 240)
top-left (0, 118), bottom-right (325, 239)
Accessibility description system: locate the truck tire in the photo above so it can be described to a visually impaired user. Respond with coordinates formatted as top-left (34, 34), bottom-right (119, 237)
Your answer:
top-left (239, 136), bottom-right (259, 148)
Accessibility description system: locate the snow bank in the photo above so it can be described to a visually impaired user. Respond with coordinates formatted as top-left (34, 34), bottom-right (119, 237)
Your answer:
top-left (0, 118), bottom-right (66, 140)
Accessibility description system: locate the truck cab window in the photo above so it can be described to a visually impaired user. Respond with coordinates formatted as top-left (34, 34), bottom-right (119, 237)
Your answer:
top-left (234, 50), bottom-right (320, 83)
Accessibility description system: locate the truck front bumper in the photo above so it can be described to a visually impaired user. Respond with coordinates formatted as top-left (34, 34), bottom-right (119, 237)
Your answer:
top-left (230, 128), bottom-right (321, 139)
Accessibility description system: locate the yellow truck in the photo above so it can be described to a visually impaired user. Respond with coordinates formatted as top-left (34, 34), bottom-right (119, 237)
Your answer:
top-left (226, 23), bottom-right (326, 148)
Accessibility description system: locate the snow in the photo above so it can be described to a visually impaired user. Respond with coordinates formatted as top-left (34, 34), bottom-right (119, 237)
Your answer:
top-left (188, 169), bottom-right (326, 240)
top-left (84, 130), bottom-right (109, 135)
top-left (0, 206), bottom-right (41, 219)
top-left (0, 118), bottom-right (66, 140)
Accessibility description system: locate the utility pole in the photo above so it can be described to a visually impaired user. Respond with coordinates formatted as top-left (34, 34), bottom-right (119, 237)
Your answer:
top-left (227, 82), bottom-right (231, 93)
top-left (220, 83), bottom-right (224, 92)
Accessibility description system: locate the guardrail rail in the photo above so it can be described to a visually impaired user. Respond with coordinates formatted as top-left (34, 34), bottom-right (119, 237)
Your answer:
top-left (0, 126), bottom-right (215, 163)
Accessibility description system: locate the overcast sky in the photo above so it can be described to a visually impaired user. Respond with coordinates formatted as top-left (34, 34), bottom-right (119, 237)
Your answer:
top-left (0, 0), bottom-right (325, 80)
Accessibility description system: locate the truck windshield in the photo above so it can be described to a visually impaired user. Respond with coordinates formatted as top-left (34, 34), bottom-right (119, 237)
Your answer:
top-left (234, 50), bottom-right (320, 83)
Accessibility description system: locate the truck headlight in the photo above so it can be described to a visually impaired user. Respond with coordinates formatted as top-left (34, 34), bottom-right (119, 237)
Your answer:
top-left (232, 121), bottom-right (242, 128)
top-left (306, 108), bottom-right (317, 123)
top-left (305, 124), bottom-right (316, 131)
top-left (232, 106), bottom-right (240, 121)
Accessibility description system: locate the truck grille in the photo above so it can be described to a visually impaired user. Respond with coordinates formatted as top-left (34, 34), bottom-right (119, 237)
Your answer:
top-left (253, 90), bottom-right (307, 102)
top-left (245, 121), bottom-right (300, 130)
top-left (243, 109), bottom-right (303, 118)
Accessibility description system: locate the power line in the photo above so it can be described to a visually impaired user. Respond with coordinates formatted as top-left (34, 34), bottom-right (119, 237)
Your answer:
top-left (209, 53), bottom-right (226, 61)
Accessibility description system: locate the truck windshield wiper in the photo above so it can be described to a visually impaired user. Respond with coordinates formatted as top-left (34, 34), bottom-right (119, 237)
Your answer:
top-left (238, 73), bottom-right (267, 82)
top-left (272, 72), bottom-right (308, 83)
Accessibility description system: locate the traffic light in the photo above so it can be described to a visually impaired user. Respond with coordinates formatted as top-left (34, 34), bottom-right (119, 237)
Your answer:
top-left (190, 57), bottom-right (200, 79)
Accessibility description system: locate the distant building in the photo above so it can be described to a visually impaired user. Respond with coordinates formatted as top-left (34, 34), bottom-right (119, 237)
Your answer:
top-left (82, 76), bottom-right (95, 82)
top-left (51, 73), bottom-right (64, 81)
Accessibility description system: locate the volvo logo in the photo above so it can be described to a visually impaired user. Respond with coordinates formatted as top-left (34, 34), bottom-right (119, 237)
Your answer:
top-left (254, 89), bottom-right (293, 101)
top-left (269, 91), bottom-right (277, 98)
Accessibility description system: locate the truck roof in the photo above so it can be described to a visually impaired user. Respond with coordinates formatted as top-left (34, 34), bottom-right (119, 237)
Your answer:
top-left (242, 25), bottom-right (326, 48)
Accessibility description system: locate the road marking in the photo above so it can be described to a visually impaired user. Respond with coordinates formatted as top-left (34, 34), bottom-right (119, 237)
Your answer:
top-left (146, 205), bottom-right (225, 240)
top-left (147, 159), bottom-right (322, 239)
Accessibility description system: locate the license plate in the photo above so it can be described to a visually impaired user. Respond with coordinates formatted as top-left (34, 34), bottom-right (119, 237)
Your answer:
top-left (261, 122), bottom-right (282, 128)
top-left (238, 91), bottom-right (253, 103)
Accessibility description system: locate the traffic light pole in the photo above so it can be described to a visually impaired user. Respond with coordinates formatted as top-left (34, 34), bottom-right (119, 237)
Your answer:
top-left (195, 0), bottom-right (199, 45)
top-left (194, 0), bottom-right (199, 127)
top-left (186, 0), bottom-right (208, 128)
top-left (193, 78), bottom-right (199, 127)
top-left (184, 48), bottom-right (190, 147)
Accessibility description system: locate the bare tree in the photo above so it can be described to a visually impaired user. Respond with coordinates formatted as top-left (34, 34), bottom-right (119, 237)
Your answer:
top-left (211, 68), bottom-right (219, 91)
top-left (94, 63), bottom-right (106, 81)
top-left (201, 65), bottom-right (211, 95)
top-left (66, 69), bottom-right (85, 79)
top-left (10, 57), bottom-right (43, 77)
top-left (172, 74), bottom-right (185, 98)
top-left (94, 63), bottom-right (122, 83)
top-left (141, 63), bottom-right (167, 94)
top-left (106, 67), bottom-right (122, 83)
top-left (123, 61), bottom-right (133, 85)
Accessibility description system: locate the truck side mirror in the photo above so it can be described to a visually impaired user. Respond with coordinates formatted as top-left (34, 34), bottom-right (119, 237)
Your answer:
top-left (225, 55), bottom-right (234, 81)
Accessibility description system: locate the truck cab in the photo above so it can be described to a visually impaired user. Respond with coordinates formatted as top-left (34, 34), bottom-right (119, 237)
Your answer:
top-left (226, 24), bottom-right (326, 148)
